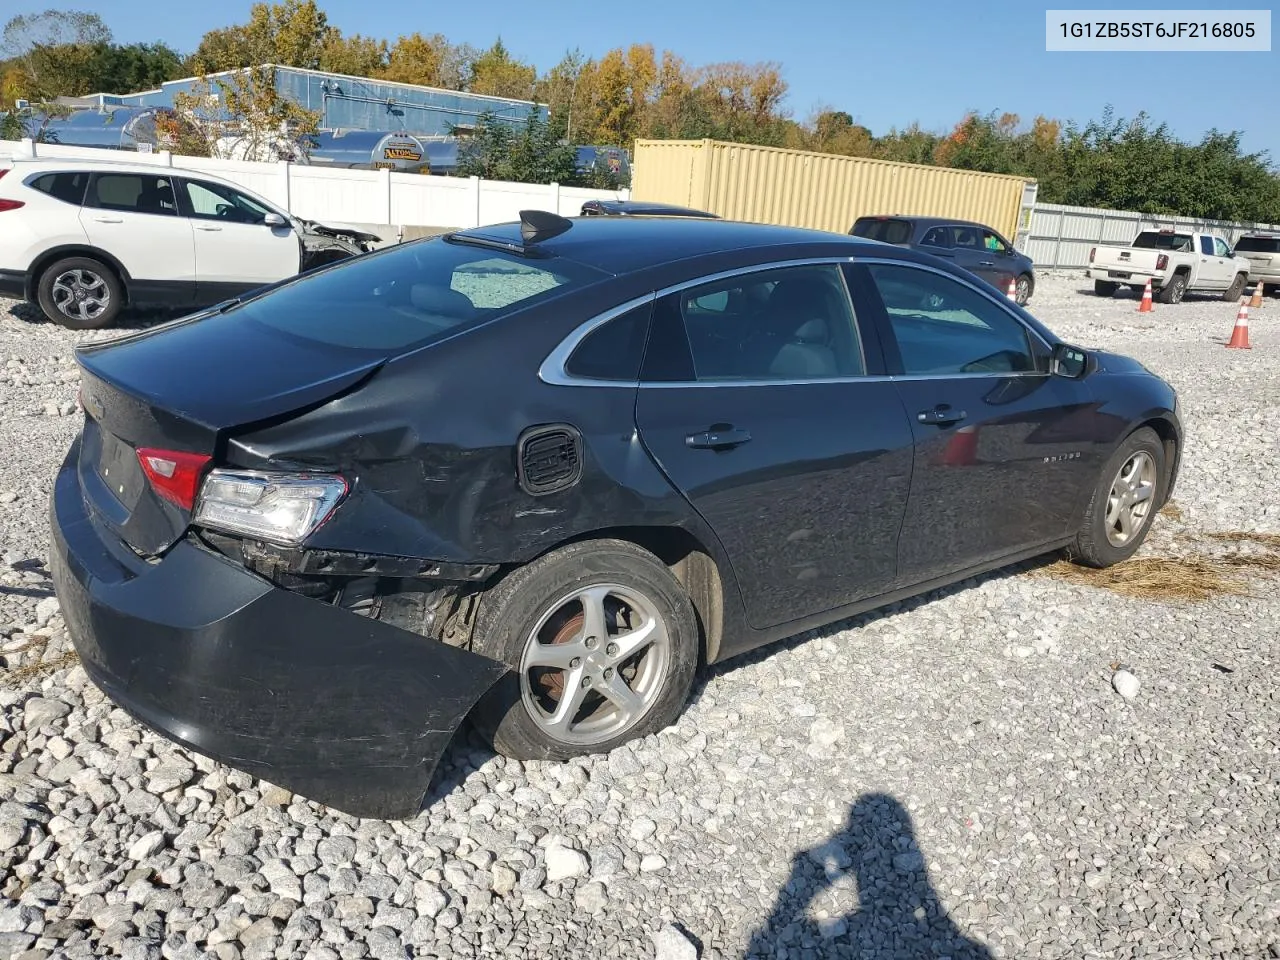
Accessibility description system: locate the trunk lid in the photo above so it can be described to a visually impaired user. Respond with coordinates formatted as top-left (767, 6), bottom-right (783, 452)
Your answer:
top-left (74, 310), bottom-right (385, 556)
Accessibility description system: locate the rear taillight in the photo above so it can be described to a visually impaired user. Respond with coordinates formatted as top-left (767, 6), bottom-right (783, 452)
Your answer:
top-left (0, 199), bottom-right (24, 213)
top-left (137, 448), bottom-right (213, 511)
top-left (194, 470), bottom-right (348, 545)
top-left (1156, 254), bottom-right (1169, 270)
top-left (1089, 247), bottom-right (1095, 262)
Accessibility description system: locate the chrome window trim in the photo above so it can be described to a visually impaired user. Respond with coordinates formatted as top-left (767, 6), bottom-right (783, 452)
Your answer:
top-left (537, 254), bottom-right (1055, 389)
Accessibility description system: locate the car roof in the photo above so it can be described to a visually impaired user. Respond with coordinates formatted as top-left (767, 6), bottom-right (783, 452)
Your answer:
top-left (452, 215), bottom-right (884, 274)
top-left (855, 214), bottom-right (997, 232)
top-left (5, 156), bottom-right (250, 189)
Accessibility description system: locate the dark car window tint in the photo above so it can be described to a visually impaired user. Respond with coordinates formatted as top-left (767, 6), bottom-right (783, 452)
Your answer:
top-left (182, 179), bottom-right (274, 223)
top-left (1234, 236), bottom-right (1280, 253)
top-left (920, 227), bottom-right (951, 248)
top-left (214, 238), bottom-right (607, 352)
top-left (565, 302), bottom-right (653, 381)
top-left (674, 264), bottom-right (865, 382)
top-left (86, 174), bottom-right (177, 216)
top-left (851, 218), bottom-right (912, 245)
top-left (29, 171), bottom-right (90, 206)
top-left (1199, 236), bottom-right (1214, 256)
top-left (867, 263), bottom-right (1038, 376)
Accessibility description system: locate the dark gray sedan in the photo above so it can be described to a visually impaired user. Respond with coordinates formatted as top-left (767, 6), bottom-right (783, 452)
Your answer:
top-left (851, 215), bottom-right (1037, 305)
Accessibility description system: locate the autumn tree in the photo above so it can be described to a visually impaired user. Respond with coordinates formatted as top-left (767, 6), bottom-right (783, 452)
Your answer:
top-left (164, 65), bottom-right (319, 160)
top-left (380, 32), bottom-right (471, 89)
top-left (318, 32), bottom-right (386, 77)
top-left (190, 0), bottom-right (329, 71)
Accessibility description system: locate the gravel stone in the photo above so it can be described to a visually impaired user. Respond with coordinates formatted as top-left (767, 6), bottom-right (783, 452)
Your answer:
top-left (544, 844), bottom-right (589, 882)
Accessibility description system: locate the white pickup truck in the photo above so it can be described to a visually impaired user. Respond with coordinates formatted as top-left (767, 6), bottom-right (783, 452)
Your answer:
top-left (1087, 228), bottom-right (1251, 304)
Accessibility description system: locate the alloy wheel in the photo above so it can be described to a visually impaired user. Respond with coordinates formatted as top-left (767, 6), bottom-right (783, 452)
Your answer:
top-left (51, 269), bottom-right (110, 323)
top-left (1104, 450), bottom-right (1157, 547)
top-left (519, 583), bottom-right (671, 746)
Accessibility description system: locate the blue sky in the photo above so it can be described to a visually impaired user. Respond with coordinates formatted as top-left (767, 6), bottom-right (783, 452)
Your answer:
top-left (99, 0), bottom-right (1279, 161)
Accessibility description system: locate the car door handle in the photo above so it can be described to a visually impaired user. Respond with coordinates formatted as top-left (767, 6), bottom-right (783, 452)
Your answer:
top-left (686, 427), bottom-right (752, 449)
top-left (917, 407), bottom-right (967, 425)
top-left (92, 216), bottom-right (122, 224)
top-left (195, 225), bottom-right (223, 232)
top-left (979, 260), bottom-right (995, 266)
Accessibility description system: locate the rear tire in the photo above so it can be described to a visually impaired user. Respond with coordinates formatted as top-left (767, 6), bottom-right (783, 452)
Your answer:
top-left (36, 256), bottom-right (123, 329)
top-left (1015, 273), bottom-right (1033, 305)
top-left (1068, 427), bottom-right (1166, 569)
top-left (1156, 273), bottom-right (1187, 304)
top-left (1222, 273), bottom-right (1247, 302)
top-left (1093, 280), bottom-right (1118, 297)
top-left (469, 539), bottom-right (700, 761)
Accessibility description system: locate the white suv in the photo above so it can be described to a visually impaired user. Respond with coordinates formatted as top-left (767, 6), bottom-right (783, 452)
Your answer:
top-left (0, 158), bottom-right (376, 329)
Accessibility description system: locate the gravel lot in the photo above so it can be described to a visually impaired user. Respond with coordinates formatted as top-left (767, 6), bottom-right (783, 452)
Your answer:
top-left (1, 275), bottom-right (1277, 960)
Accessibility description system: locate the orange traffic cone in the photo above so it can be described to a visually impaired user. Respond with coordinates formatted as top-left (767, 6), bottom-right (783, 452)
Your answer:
top-left (1248, 280), bottom-right (1264, 309)
top-left (1226, 299), bottom-right (1251, 349)
top-left (1137, 278), bottom-right (1154, 313)
top-left (1006, 276), bottom-right (1017, 301)
top-left (941, 424), bottom-right (979, 466)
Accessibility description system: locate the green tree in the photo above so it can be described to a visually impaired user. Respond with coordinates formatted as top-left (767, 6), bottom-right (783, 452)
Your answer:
top-left (1, 8), bottom-right (111, 99)
top-left (469, 38), bottom-right (536, 100)
top-left (454, 108), bottom-right (578, 184)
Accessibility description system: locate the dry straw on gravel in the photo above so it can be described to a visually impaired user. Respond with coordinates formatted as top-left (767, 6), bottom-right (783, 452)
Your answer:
top-left (1033, 526), bottom-right (1280, 602)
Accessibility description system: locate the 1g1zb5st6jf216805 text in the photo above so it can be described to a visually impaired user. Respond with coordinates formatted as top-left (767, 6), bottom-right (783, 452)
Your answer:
top-left (1045, 9), bottom-right (1271, 51)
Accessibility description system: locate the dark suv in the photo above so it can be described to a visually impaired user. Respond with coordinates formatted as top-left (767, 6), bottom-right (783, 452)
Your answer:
top-left (851, 215), bottom-right (1036, 305)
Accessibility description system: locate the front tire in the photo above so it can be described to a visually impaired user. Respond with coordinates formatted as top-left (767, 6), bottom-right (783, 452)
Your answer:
top-left (1068, 427), bottom-right (1166, 568)
top-left (1223, 273), bottom-right (1247, 302)
top-left (36, 256), bottom-right (123, 329)
top-left (469, 539), bottom-right (700, 761)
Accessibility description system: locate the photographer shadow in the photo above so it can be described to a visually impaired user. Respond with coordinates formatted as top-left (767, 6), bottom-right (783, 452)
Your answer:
top-left (745, 792), bottom-right (994, 959)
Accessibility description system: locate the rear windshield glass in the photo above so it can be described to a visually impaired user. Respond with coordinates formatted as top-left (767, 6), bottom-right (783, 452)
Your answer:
top-left (1132, 231), bottom-right (1193, 251)
top-left (852, 218), bottom-right (913, 245)
top-left (1234, 236), bottom-right (1280, 254)
top-left (220, 237), bottom-right (607, 351)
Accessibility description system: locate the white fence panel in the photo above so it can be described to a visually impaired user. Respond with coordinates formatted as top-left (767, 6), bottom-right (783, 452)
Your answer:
top-left (0, 139), bottom-right (630, 231)
top-left (1025, 201), bottom-right (1280, 269)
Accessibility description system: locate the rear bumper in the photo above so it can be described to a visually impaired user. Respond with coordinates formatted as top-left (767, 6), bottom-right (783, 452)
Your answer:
top-left (49, 438), bottom-right (508, 820)
top-left (1087, 267), bottom-right (1160, 284)
top-left (0, 268), bottom-right (26, 300)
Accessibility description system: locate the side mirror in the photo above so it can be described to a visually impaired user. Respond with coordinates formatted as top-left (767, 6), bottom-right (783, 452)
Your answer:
top-left (1051, 342), bottom-right (1089, 379)
top-left (263, 212), bottom-right (287, 227)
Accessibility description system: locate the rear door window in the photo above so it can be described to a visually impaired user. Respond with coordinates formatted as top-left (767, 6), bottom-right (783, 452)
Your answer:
top-left (216, 237), bottom-right (608, 352)
top-left (86, 173), bottom-right (178, 217)
top-left (920, 227), bottom-right (952, 248)
top-left (28, 171), bottom-right (91, 206)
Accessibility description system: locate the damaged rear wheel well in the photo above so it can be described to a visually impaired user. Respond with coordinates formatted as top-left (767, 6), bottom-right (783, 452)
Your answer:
top-left (532, 526), bottom-right (724, 666)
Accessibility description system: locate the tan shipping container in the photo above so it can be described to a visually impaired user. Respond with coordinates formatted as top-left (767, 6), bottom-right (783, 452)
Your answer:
top-left (631, 139), bottom-right (1032, 244)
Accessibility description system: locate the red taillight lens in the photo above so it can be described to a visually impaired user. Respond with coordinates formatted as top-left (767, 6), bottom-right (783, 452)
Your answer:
top-left (1156, 254), bottom-right (1168, 270)
top-left (1089, 246), bottom-right (1095, 262)
top-left (136, 448), bottom-right (212, 510)
top-left (0, 199), bottom-right (24, 213)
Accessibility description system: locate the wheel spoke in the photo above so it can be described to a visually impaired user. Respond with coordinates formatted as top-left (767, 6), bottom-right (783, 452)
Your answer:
top-left (1131, 480), bottom-right (1154, 504)
top-left (576, 585), bottom-right (611, 645)
top-left (525, 639), bottom-right (585, 670)
top-left (541, 667), bottom-right (588, 736)
top-left (608, 615), bottom-right (659, 664)
top-left (1105, 496), bottom-right (1123, 527)
top-left (596, 671), bottom-right (644, 724)
top-left (1117, 505), bottom-right (1135, 539)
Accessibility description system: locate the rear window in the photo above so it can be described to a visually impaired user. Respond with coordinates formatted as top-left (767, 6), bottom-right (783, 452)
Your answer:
top-left (1234, 236), bottom-right (1280, 254)
top-left (28, 171), bottom-right (90, 206)
top-left (1132, 231), bottom-right (1193, 251)
top-left (220, 237), bottom-right (607, 352)
top-left (851, 218), bottom-right (913, 245)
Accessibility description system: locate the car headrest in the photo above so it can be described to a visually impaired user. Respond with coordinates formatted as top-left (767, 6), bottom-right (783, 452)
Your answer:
top-left (410, 284), bottom-right (475, 316)
top-left (792, 318), bottom-right (828, 342)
